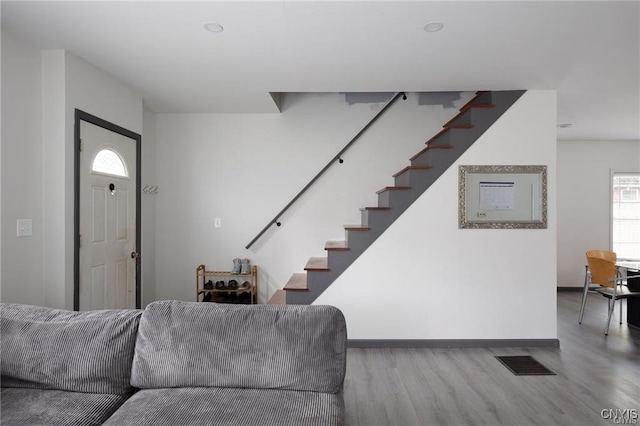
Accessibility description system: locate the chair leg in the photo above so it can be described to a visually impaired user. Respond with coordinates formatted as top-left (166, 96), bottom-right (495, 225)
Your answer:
top-left (579, 266), bottom-right (590, 323)
top-left (619, 298), bottom-right (623, 325)
top-left (605, 298), bottom-right (615, 335)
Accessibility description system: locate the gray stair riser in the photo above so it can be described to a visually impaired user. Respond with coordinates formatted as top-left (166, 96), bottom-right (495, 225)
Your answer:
top-left (472, 91), bottom-right (494, 105)
top-left (345, 227), bottom-right (384, 255)
top-left (360, 210), bottom-right (372, 226)
top-left (360, 208), bottom-right (394, 226)
top-left (448, 108), bottom-right (474, 127)
top-left (462, 105), bottom-right (503, 130)
top-left (396, 172), bottom-right (440, 194)
top-left (286, 289), bottom-right (316, 304)
top-left (449, 103), bottom-right (497, 128)
top-left (327, 249), bottom-right (355, 271)
top-left (287, 269), bottom-right (344, 303)
top-left (394, 168), bottom-right (430, 187)
top-left (411, 135), bottom-right (472, 167)
top-left (288, 90), bottom-right (526, 304)
top-left (410, 148), bottom-right (446, 167)
top-left (360, 208), bottom-right (399, 234)
top-left (376, 191), bottom-right (391, 208)
top-left (475, 91), bottom-right (524, 126)
top-left (408, 144), bottom-right (475, 189)
top-left (377, 188), bottom-right (415, 209)
top-left (426, 130), bottom-right (453, 146)
top-left (411, 123), bottom-right (496, 168)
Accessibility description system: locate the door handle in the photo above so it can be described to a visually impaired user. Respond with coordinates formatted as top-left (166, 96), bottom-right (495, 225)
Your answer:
top-left (131, 251), bottom-right (140, 259)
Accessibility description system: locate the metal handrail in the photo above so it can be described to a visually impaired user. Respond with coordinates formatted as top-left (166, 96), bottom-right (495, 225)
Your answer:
top-left (245, 92), bottom-right (406, 249)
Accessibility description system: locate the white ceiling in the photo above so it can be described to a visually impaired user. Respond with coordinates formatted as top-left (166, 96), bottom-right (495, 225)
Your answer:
top-left (2, 1), bottom-right (639, 140)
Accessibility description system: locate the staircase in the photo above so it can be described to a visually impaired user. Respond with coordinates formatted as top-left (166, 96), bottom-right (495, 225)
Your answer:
top-left (268, 90), bottom-right (526, 305)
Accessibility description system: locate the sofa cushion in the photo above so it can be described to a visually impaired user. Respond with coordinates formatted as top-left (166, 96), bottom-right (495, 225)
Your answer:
top-left (131, 301), bottom-right (347, 393)
top-left (101, 386), bottom-right (344, 426)
top-left (1, 303), bottom-right (142, 394)
top-left (1, 387), bottom-right (132, 426)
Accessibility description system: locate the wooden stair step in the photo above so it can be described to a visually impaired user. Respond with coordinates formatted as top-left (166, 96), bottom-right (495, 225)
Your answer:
top-left (455, 91), bottom-right (493, 113)
top-left (424, 128), bottom-right (449, 144)
top-left (304, 257), bottom-right (329, 271)
top-left (284, 272), bottom-right (308, 291)
top-left (344, 225), bottom-right (370, 231)
top-left (267, 289), bottom-right (287, 304)
top-left (393, 165), bottom-right (432, 178)
top-left (466, 90), bottom-right (488, 105)
top-left (444, 123), bottom-right (473, 129)
top-left (460, 102), bottom-right (494, 112)
top-left (376, 186), bottom-right (411, 194)
top-left (442, 92), bottom-right (494, 128)
top-left (325, 240), bottom-right (349, 251)
top-left (410, 144), bottom-right (453, 162)
top-left (443, 107), bottom-right (473, 128)
top-left (360, 206), bottom-right (390, 211)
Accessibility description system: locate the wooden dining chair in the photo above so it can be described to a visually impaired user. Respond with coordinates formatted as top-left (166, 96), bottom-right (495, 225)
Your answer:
top-left (579, 250), bottom-right (617, 324)
top-left (583, 250), bottom-right (639, 335)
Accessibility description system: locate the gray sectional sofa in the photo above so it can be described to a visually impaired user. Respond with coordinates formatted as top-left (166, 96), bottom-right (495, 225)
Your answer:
top-left (1, 300), bottom-right (347, 426)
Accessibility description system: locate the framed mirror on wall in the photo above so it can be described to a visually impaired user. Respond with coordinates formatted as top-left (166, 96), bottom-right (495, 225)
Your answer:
top-left (459, 165), bottom-right (547, 229)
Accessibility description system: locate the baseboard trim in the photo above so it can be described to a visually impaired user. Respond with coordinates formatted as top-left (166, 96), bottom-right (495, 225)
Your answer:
top-left (557, 287), bottom-right (583, 292)
top-left (347, 339), bottom-right (560, 349)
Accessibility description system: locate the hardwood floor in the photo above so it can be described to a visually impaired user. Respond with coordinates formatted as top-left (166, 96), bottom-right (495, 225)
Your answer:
top-left (343, 291), bottom-right (640, 425)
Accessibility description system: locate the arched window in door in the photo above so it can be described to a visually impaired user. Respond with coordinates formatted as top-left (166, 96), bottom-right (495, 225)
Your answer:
top-left (91, 148), bottom-right (129, 178)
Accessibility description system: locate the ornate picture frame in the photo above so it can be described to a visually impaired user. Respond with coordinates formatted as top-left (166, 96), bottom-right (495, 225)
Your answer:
top-left (459, 165), bottom-right (547, 229)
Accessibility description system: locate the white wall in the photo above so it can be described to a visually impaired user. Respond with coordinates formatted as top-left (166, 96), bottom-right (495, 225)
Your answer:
top-left (1, 30), bottom-right (145, 309)
top-left (154, 90), bottom-right (557, 340)
top-left (0, 20), bottom-right (2, 299)
top-left (1, 30), bottom-right (558, 340)
top-left (154, 92), bottom-right (473, 303)
top-left (1, 31), bottom-right (45, 304)
top-left (41, 50), bottom-right (67, 308)
top-left (557, 139), bottom-right (640, 288)
top-left (317, 90), bottom-right (558, 340)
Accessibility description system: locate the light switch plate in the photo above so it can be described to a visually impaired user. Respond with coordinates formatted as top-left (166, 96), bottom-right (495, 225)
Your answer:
top-left (17, 219), bottom-right (33, 237)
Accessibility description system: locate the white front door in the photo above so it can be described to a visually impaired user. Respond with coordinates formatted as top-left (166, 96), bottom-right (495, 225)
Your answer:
top-left (79, 120), bottom-right (137, 310)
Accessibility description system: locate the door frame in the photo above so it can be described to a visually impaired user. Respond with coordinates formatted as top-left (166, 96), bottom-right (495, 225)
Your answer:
top-left (74, 109), bottom-right (142, 310)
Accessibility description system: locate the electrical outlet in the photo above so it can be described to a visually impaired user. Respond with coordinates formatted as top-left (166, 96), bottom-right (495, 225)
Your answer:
top-left (214, 218), bottom-right (221, 228)
top-left (17, 219), bottom-right (33, 237)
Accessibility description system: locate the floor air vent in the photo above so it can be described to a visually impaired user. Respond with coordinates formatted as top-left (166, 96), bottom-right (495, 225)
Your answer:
top-left (495, 355), bottom-right (556, 376)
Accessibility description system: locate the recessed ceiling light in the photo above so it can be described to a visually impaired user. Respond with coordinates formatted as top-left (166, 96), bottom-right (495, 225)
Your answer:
top-left (557, 123), bottom-right (573, 128)
top-left (424, 21), bottom-right (444, 32)
top-left (203, 22), bottom-right (224, 33)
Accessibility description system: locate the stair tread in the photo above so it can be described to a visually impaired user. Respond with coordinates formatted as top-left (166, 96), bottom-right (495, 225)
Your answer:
top-left (376, 186), bottom-right (411, 194)
top-left (467, 91), bottom-right (488, 104)
top-left (427, 144), bottom-right (454, 149)
top-left (267, 289), bottom-right (287, 304)
top-left (325, 240), bottom-right (349, 251)
top-left (410, 144), bottom-right (453, 161)
top-left (424, 128), bottom-right (449, 144)
top-left (393, 165), bottom-right (432, 178)
top-left (444, 123), bottom-right (473, 129)
top-left (304, 257), bottom-right (329, 271)
top-left (360, 206), bottom-right (391, 211)
top-left (344, 225), bottom-right (370, 231)
top-left (284, 273), bottom-right (308, 291)
top-left (460, 102), bottom-right (494, 111)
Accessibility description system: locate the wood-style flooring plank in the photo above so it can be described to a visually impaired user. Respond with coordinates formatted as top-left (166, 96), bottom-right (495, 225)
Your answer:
top-left (343, 291), bottom-right (640, 425)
